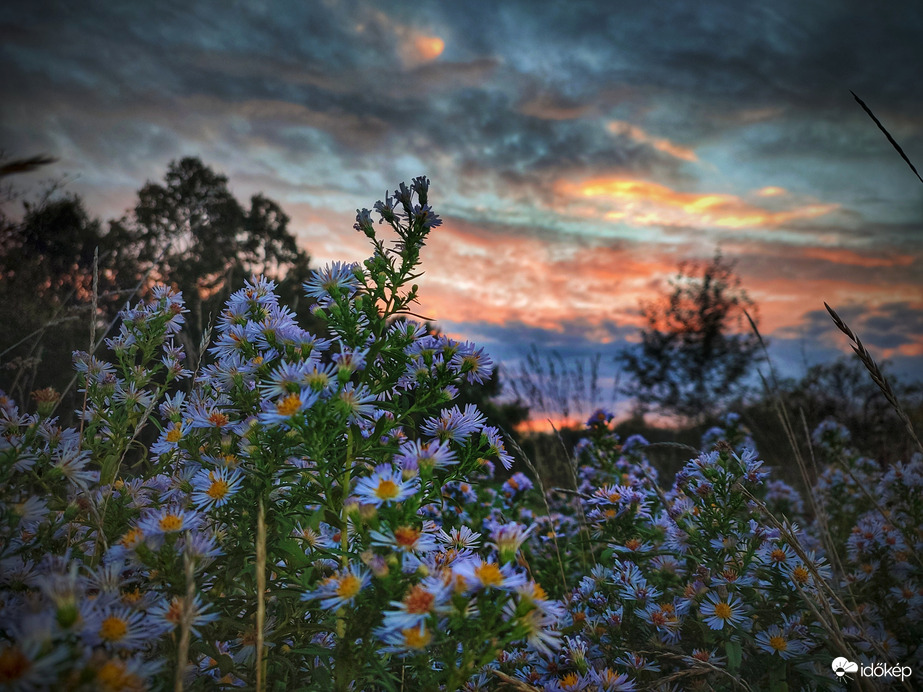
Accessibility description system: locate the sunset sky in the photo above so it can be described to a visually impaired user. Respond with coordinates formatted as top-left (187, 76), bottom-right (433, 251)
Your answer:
top-left (2, 1), bottom-right (921, 420)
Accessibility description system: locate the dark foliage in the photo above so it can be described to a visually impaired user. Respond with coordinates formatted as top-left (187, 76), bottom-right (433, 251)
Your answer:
top-left (0, 157), bottom-right (313, 412)
top-left (618, 251), bottom-right (762, 424)
top-left (110, 157), bottom-right (313, 356)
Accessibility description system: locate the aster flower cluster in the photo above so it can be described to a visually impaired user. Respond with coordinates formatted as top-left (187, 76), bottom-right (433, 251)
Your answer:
top-left (1, 179), bottom-right (921, 691)
top-left (0, 180), bottom-right (562, 691)
top-left (478, 411), bottom-right (922, 691)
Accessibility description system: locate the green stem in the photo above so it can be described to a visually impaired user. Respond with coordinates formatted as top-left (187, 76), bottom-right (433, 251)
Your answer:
top-left (255, 497), bottom-right (267, 692)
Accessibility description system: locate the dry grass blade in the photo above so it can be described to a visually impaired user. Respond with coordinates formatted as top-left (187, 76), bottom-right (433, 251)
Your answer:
top-left (51, 239), bottom-right (175, 415)
top-left (549, 419), bottom-right (592, 570)
top-left (490, 670), bottom-right (542, 691)
top-left (638, 441), bottom-right (700, 455)
top-left (742, 489), bottom-right (911, 691)
top-left (851, 91), bottom-right (923, 185)
top-left (174, 546), bottom-right (196, 692)
top-left (503, 429), bottom-right (569, 594)
top-left (824, 302), bottom-right (923, 453)
top-left (635, 650), bottom-right (753, 691)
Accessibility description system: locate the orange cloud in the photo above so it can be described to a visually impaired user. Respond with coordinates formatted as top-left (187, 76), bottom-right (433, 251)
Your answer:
top-left (410, 35), bottom-right (445, 62)
top-left (799, 247), bottom-right (916, 269)
top-left (756, 186), bottom-right (786, 197)
top-left (519, 93), bottom-right (595, 121)
top-left (607, 121), bottom-right (698, 162)
top-left (556, 177), bottom-right (838, 230)
top-left (354, 10), bottom-right (444, 67)
top-left (410, 220), bottom-right (677, 330)
top-left (284, 207), bottom-right (916, 368)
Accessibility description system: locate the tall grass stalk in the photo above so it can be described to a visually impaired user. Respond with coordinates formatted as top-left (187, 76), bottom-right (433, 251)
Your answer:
top-left (505, 431), bottom-right (569, 594)
top-left (174, 546), bottom-right (196, 692)
top-left (824, 302), bottom-right (923, 454)
top-left (255, 498), bottom-right (267, 692)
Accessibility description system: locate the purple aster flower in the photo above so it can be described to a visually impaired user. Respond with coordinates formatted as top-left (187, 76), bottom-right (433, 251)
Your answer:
top-left (700, 591), bottom-right (748, 630)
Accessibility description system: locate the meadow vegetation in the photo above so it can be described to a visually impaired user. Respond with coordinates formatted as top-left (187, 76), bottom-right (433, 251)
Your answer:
top-left (0, 172), bottom-right (920, 691)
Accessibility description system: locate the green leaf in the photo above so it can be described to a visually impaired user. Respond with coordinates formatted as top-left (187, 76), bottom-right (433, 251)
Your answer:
top-left (725, 640), bottom-right (742, 672)
top-left (769, 659), bottom-right (788, 692)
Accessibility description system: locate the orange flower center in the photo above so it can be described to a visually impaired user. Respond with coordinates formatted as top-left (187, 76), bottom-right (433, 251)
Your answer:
top-left (120, 527), bottom-right (144, 549)
top-left (121, 588), bottom-right (142, 605)
top-left (206, 474), bottom-right (230, 499)
top-left (394, 526), bottom-right (422, 549)
top-left (770, 548), bottom-right (788, 563)
top-left (208, 412), bottom-right (229, 427)
top-left (0, 647), bottom-right (30, 682)
top-left (791, 566), bottom-right (810, 584)
top-left (164, 599), bottom-right (182, 624)
top-left (96, 660), bottom-right (141, 691)
top-left (404, 585), bottom-right (436, 614)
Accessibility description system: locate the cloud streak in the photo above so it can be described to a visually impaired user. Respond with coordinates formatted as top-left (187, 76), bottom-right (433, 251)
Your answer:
top-left (2, 0), bottom-right (921, 391)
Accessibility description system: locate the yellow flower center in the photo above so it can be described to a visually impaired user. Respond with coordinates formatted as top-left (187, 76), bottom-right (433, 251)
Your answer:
top-left (791, 566), bottom-right (810, 584)
top-left (120, 527), bottom-right (144, 548)
top-left (770, 548), bottom-right (788, 563)
top-left (474, 562), bottom-right (504, 588)
top-left (336, 574), bottom-right (362, 600)
top-left (769, 635), bottom-right (788, 652)
top-left (166, 423), bottom-right (183, 443)
top-left (207, 474), bottom-right (230, 500)
top-left (159, 514), bottom-right (183, 532)
top-left (713, 602), bottom-right (733, 620)
top-left (121, 588), bottom-right (142, 605)
top-left (99, 616), bottom-right (128, 641)
top-left (402, 626), bottom-right (432, 649)
top-left (375, 479), bottom-right (400, 500)
top-left (96, 660), bottom-right (141, 691)
top-left (560, 673), bottom-right (580, 687)
top-left (276, 394), bottom-right (302, 416)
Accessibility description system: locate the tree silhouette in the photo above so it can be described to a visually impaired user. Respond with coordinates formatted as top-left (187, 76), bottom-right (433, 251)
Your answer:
top-left (0, 193), bottom-right (133, 403)
top-left (618, 252), bottom-right (762, 423)
top-left (0, 157), bottom-right (313, 407)
top-left (111, 157), bottom-right (312, 354)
